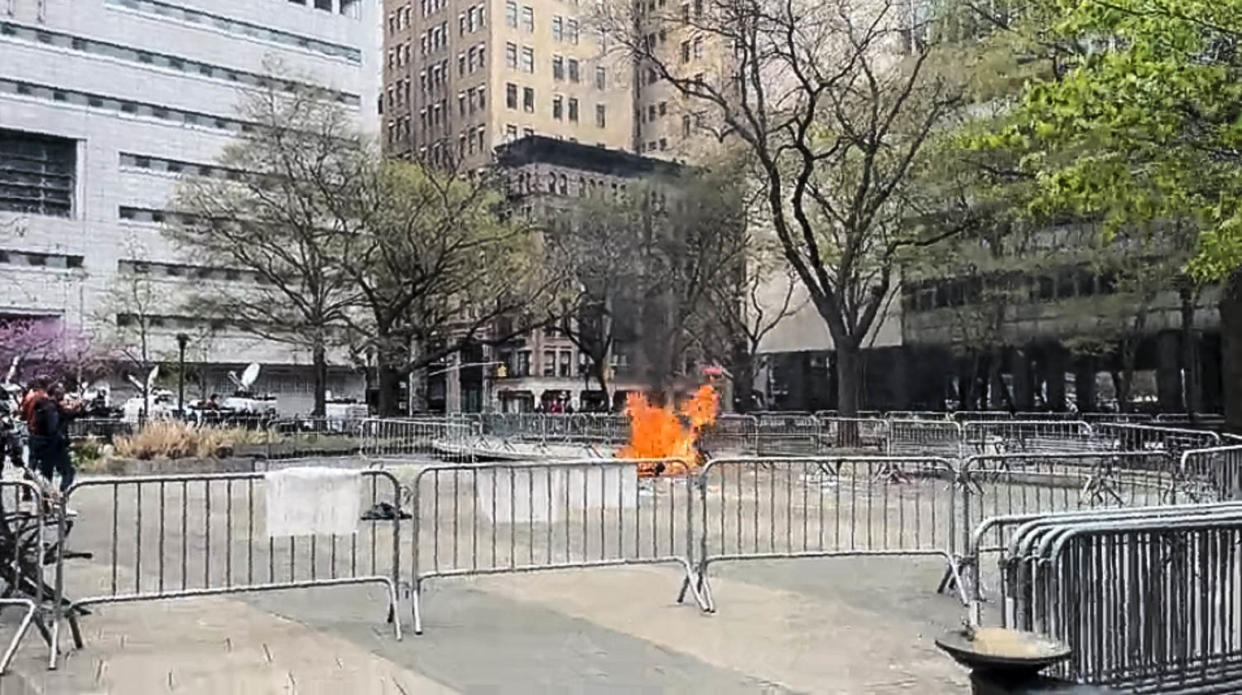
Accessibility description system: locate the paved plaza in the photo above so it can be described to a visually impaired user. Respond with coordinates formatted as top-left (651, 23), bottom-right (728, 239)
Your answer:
top-left (1, 460), bottom-right (972, 694)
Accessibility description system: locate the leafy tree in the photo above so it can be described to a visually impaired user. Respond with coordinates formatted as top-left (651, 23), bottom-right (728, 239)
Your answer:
top-left (959, 0), bottom-right (1242, 426)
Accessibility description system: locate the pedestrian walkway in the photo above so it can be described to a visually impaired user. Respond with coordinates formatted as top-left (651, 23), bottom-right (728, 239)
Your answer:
top-left (4, 556), bottom-right (967, 693)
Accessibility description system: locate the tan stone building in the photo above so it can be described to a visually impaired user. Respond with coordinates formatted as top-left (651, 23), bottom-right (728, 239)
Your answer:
top-left (382, 0), bottom-right (639, 166)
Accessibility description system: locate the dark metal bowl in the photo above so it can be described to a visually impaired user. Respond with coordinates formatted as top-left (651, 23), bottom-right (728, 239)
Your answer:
top-left (936, 628), bottom-right (1072, 680)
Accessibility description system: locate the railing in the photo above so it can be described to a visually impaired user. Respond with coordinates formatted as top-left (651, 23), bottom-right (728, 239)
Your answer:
top-left (359, 417), bottom-right (477, 462)
top-left (408, 458), bottom-right (706, 634)
top-left (994, 505), bottom-right (1242, 689)
top-left (52, 469), bottom-right (404, 665)
top-left (688, 456), bottom-right (965, 610)
top-left (961, 420), bottom-right (1097, 455)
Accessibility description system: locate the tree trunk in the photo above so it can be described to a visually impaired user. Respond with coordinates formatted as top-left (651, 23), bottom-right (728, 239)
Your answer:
top-left (733, 352), bottom-right (756, 414)
top-left (1119, 339), bottom-right (1139, 413)
top-left (311, 341), bottom-right (327, 417)
top-left (836, 342), bottom-right (861, 417)
top-left (376, 364), bottom-right (399, 417)
top-left (1222, 269), bottom-right (1242, 434)
top-left (1179, 284), bottom-right (1201, 423)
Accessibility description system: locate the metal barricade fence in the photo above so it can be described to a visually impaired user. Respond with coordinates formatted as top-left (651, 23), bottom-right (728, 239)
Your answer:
top-left (0, 480), bottom-right (50, 673)
top-left (754, 413), bottom-right (822, 455)
top-left (67, 418), bottom-right (132, 443)
top-left (956, 451), bottom-right (1182, 602)
top-left (998, 507), bottom-right (1242, 689)
top-left (261, 418), bottom-right (364, 459)
top-left (818, 417), bottom-right (889, 453)
top-left (887, 419), bottom-right (963, 459)
top-left (1094, 422), bottom-right (1222, 457)
top-left (360, 417), bottom-right (476, 463)
top-left (53, 470), bottom-right (404, 662)
top-left (1181, 445), bottom-right (1242, 501)
top-left (699, 414), bottom-right (758, 454)
top-left (961, 420), bottom-right (1097, 455)
top-left (687, 456), bottom-right (965, 611)
top-left (1081, 412), bottom-right (1154, 424)
top-left (409, 458), bottom-right (706, 634)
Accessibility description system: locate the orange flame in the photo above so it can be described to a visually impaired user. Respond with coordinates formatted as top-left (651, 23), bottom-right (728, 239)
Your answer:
top-left (618, 384), bottom-right (719, 477)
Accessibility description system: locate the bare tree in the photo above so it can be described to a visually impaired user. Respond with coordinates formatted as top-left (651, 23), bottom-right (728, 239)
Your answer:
top-left (169, 81), bottom-right (361, 416)
top-left (96, 237), bottom-right (165, 420)
top-left (598, 0), bottom-right (964, 414)
top-left (341, 159), bottom-right (553, 415)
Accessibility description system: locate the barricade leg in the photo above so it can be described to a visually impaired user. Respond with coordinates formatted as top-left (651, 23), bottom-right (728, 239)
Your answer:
top-left (411, 581), bottom-right (424, 636)
top-left (0, 599), bottom-right (36, 674)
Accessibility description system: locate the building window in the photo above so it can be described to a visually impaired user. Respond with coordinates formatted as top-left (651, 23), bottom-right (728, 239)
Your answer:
top-left (521, 46), bottom-right (534, 73)
top-left (682, 114), bottom-right (692, 136)
top-left (552, 15), bottom-right (563, 41)
top-left (595, 104), bottom-right (606, 127)
top-left (648, 104), bottom-right (657, 120)
top-left (595, 66), bottom-right (606, 90)
top-left (552, 55), bottom-right (565, 80)
top-left (505, 42), bottom-right (518, 68)
top-left (543, 350), bottom-right (556, 376)
top-left (568, 97), bottom-right (579, 122)
top-left (523, 87), bottom-right (535, 112)
top-left (0, 129), bottom-right (75, 218)
top-left (505, 0), bottom-right (518, 26)
top-left (523, 127), bottom-right (535, 137)
top-left (516, 350), bottom-right (531, 376)
top-left (567, 58), bottom-right (580, 82)
top-left (506, 124), bottom-right (518, 140)
top-left (647, 67), bottom-right (658, 84)
top-left (693, 34), bottom-right (704, 58)
top-left (552, 95), bottom-right (563, 119)
top-left (559, 351), bottom-right (572, 377)
top-left (521, 5), bottom-right (534, 31)
top-left (458, 52), bottom-right (466, 75)
top-left (694, 0), bottom-right (702, 15)
top-left (681, 40), bottom-right (690, 63)
top-left (566, 19), bottom-right (578, 43)
top-left (659, 137), bottom-right (667, 150)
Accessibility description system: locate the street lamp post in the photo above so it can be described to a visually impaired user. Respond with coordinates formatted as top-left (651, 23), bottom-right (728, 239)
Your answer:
top-left (176, 333), bottom-right (189, 416)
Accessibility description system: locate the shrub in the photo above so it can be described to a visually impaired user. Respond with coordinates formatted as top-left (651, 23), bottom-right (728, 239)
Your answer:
top-left (112, 421), bottom-right (276, 460)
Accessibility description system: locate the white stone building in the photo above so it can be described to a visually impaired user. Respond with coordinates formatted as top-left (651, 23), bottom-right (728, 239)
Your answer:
top-left (0, 0), bottom-right (380, 413)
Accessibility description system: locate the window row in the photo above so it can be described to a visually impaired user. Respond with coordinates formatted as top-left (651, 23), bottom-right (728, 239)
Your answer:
top-left (550, 15), bottom-right (579, 43)
top-left (285, 0), bottom-right (358, 17)
top-left (0, 248), bottom-right (83, 270)
top-left (456, 44), bottom-right (487, 76)
top-left (456, 125), bottom-right (488, 157)
top-left (0, 21), bottom-right (359, 105)
top-left (119, 152), bottom-right (246, 180)
top-left (118, 259), bottom-right (256, 283)
top-left (419, 22), bottom-right (448, 55)
top-left (456, 87), bottom-right (488, 117)
top-left (902, 267), bottom-right (1139, 313)
top-left (419, 60), bottom-right (450, 95)
top-left (504, 1), bottom-right (534, 31)
top-left (504, 42), bottom-right (536, 72)
top-left (0, 79), bottom-right (255, 134)
top-left (386, 5), bottom-right (411, 34)
top-left (504, 86), bottom-right (608, 127)
top-left (420, 0), bottom-right (447, 17)
top-left (105, 0), bottom-right (360, 63)
top-left (551, 55), bottom-right (583, 82)
top-left (458, 4), bottom-right (485, 35)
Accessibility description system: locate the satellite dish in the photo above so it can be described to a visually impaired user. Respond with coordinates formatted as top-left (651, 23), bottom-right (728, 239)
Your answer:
top-left (126, 374), bottom-right (144, 391)
top-left (4, 357), bottom-right (19, 386)
top-left (240, 363), bottom-right (260, 389)
top-left (146, 365), bottom-right (160, 389)
top-left (227, 371), bottom-right (242, 388)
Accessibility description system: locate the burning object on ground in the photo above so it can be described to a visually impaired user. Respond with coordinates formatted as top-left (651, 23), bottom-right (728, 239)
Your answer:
top-left (617, 384), bottom-right (718, 477)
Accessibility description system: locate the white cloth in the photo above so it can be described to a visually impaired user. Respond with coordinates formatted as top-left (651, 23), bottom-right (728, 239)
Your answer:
top-left (265, 467), bottom-right (361, 537)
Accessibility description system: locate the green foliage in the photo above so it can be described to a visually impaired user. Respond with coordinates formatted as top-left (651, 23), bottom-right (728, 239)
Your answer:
top-left (961, 0), bottom-right (1242, 280)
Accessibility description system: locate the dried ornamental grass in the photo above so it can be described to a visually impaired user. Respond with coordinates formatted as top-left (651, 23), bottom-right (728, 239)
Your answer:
top-left (112, 420), bottom-right (276, 460)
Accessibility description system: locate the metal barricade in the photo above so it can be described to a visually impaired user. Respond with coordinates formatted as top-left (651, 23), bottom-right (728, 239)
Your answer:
top-left (887, 419), bottom-right (963, 459)
top-left (997, 506), bottom-right (1242, 689)
top-left (1094, 422), bottom-right (1221, 456)
top-left (961, 420), bottom-right (1096, 455)
top-left (360, 417), bottom-right (476, 463)
top-left (817, 417), bottom-right (889, 453)
top-left (754, 413), bottom-right (822, 455)
top-left (687, 456), bottom-right (965, 611)
top-left (409, 458), bottom-right (706, 634)
top-left (1181, 445), bottom-right (1242, 501)
top-left (67, 418), bottom-right (133, 443)
top-left (261, 418), bottom-right (364, 459)
top-left (0, 480), bottom-right (51, 673)
top-left (956, 451), bottom-right (1183, 602)
top-left (699, 414), bottom-right (757, 454)
top-left (54, 469), bottom-right (404, 663)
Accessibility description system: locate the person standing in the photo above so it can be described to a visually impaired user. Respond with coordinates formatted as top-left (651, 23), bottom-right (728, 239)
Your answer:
top-left (43, 383), bottom-right (83, 494)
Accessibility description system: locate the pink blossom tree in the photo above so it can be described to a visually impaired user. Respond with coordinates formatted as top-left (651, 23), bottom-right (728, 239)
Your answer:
top-left (0, 318), bottom-right (112, 388)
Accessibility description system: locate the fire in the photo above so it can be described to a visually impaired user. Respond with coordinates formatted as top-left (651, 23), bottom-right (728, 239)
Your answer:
top-left (618, 384), bottom-right (719, 477)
